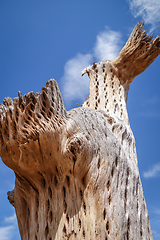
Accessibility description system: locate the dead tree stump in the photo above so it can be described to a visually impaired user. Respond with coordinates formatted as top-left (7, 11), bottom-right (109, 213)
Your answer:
top-left (0, 22), bottom-right (160, 240)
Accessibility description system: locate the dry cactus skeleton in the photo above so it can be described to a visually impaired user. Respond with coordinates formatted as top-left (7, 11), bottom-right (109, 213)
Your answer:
top-left (0, 22), bottom-right (160, 239)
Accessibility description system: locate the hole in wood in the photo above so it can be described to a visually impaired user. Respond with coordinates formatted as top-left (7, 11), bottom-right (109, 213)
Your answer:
top-left (49, 211), bottom-right (53, 223)
top-left (111, 165), bottom-right (114, 176)
top-left (82, 176), bottom-right (85, 187)
top-left (107, 180), bottom-right (110, 191)
top-left (63, 225), bottom-right (67, 234)
top-left (63, 186), bottom-right (66, 198)
top-left (106, 220), bottom-right (109, 234)
top-left (79, 219), bottom-right (81, 228)
top-left (83, 230), bottom-right (85, 238)
top-left (64, 200), bottom-right (67, 213)
top-left (103, 209), bottom-right (106, 220)
top-left (125, 188), bottom-right (127, 201)
top-left (83, 201), bottom-right (86, 214)
top-left (66, 214), bottom-right (69, 224)
top-left (97, 158), bottom-right (101, 169)
top-left (115, 156), bottom-right (118, 167)
top-left (80, 189), bottom-right (83, 199)
top-left (54, 176), bottom-right (58, 186)
top-left (66, 176), bottom-right (70, 187)
top-left (47, 199), bottom-right (50, 212)
top-left (48, 187), bottom-right (52, 198)
top-left (45, 224), bottom-right (49, 239)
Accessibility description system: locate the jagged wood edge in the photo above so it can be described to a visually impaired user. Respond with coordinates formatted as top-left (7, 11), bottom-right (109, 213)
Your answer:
top-left (112, 21), bottom-right (160, 84)
top-left (0, 79), bottom-right (67, 150)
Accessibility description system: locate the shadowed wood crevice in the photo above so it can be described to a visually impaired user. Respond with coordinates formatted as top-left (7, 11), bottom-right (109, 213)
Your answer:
top-left (0, 22), bottom-right (159, 239)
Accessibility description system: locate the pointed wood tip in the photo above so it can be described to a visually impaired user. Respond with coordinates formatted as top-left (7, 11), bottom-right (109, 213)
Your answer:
top-left (112, 21), bottom-right (160, 84)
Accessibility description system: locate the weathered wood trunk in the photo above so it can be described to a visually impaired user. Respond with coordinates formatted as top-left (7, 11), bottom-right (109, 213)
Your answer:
top-left (0, 22), bottom-right (160, 240)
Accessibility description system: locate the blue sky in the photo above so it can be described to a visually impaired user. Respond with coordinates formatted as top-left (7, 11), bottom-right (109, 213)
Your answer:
top-left (0, 0), bottom-right (160, 239)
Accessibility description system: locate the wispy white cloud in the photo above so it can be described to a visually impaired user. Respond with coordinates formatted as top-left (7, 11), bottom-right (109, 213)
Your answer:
top-left (61, 27), bottom-right (123, 107)
top-left (94, 28), bottom-right (122, 61)
top-left (151, 207), bottom-right (160, 215)
top-left (61, 53), bottom-right (92, 108)
top-left (143, 162), bottom-right (160, 178)
top-left (0, 214), bottom-right (18, 240)
top-left (152, 230), bottom-right (160, 238)
top-left (4, 214), bottom-right (16, 224)
top-left (0, 225), bottom-right (15, 240)
top-left (128, 0), bottom-right (160, 31)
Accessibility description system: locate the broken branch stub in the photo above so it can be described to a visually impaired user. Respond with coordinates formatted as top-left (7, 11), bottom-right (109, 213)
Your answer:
top-left (0, 22), bottom-right (159, 240)
top-left (112, 21), bottom-right (160, 84)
